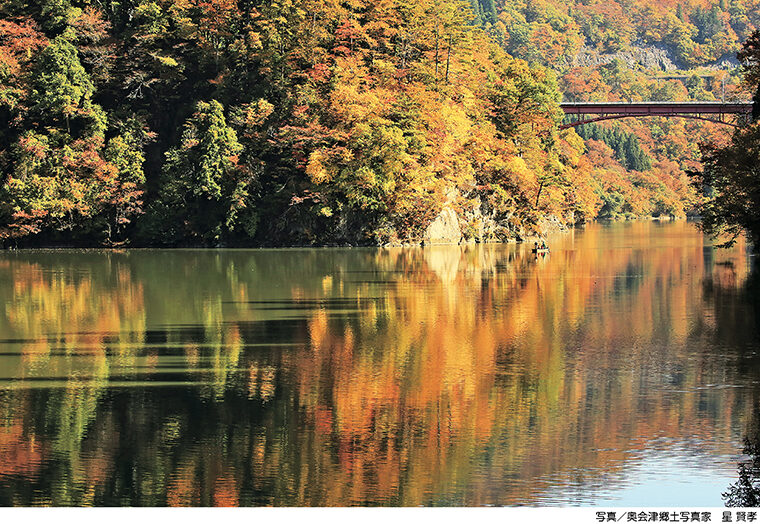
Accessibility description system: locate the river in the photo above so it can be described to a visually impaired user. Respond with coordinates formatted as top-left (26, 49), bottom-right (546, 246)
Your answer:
top-left (0, 220), bottom-right (758, 506)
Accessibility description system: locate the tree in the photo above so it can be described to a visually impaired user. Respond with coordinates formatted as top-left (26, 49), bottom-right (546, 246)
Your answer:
top-left (40, 0), bottom-right (76, 33)
top-left (691, 124), bottom-right (760, 248)
top-left (738, 30), bottom-right (760, 120)
top-left (691, 29), bottom-right (760, 248)
top-left (142, 100), bottom-right (257, 245)
top-left (724, 429), bottom-right (760, 507)
top-left (1, 0), bottom-right (722, 246)
top-left (101, 131), bottom-right (147, 242)
top-left (30, 36), bottom-right (105, 137)
top-left (0, 30), bottom-right (144, 245)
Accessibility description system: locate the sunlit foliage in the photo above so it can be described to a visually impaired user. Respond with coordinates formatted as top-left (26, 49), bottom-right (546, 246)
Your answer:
top-left (2, 0), bottom-right (753, 246)
top-left (692, 28), bottom-right (760, 248)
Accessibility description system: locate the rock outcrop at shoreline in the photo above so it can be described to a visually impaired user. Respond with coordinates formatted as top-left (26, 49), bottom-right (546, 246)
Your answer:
top-left (416, 196), bottom-right (572, 248)
top-left (423, 208), bottom-right (462, 246)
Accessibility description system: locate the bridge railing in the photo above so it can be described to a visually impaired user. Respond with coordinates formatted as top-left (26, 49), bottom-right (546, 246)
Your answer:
top-left (560, 102), bottom-right (753, 115)
top-left (558, 101), bottom-right (753, 129)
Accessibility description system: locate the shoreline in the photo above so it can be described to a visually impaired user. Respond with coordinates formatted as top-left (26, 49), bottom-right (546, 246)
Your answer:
top-left (0, 216), bottom-right (695, 251)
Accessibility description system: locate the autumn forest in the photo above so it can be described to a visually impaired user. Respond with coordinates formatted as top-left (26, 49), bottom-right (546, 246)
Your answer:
top-left (5, 0), bottom-right (760, 509)
top-left (1, 0), bottom-right (760, 247)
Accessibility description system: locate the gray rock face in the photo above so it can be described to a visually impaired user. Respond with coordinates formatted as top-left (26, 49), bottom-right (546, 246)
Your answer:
top-left (423, 207), bottom-right (461, 245)
top-left (537, 215), bottom-right (569, 236)
top-left (415, 194), bottom-right (575, 247)
top-left (570, 43), bottom-right (741, 73)
top-left (712, 55), bottom-right (740, 69)
top-left (572, 44), bottom-right (678, 71)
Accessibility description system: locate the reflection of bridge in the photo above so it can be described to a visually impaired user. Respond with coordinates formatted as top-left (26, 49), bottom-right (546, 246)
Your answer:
top-left (559, 102), bottom-right (754, 129)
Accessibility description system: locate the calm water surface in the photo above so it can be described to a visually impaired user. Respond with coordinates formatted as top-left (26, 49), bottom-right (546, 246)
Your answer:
top-left (0, 221), bottom-right (758, 506)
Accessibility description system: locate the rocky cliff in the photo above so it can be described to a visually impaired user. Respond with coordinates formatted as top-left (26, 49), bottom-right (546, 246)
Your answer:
top-left (572, 43), bottom-right (679, 71)
top-left (570, 42), bottom-right (739, 72)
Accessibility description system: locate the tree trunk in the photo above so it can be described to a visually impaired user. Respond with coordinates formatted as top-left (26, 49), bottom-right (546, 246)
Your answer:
top-left (434, 28), bottom-right (440, 84)
top-left (401, 35), bottom-right (407, 69)
top-left (445, 34), bottom-right (452, 84)
top-left (535, 181), bottom-right (544, 208)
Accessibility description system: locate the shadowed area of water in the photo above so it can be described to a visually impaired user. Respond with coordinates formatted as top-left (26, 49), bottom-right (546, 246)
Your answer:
top-left (0, 221), bottom-right (758, 506)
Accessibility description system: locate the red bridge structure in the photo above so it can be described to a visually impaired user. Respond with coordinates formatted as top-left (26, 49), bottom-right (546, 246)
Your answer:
top-left (559, 101), bottom-right (754, 129)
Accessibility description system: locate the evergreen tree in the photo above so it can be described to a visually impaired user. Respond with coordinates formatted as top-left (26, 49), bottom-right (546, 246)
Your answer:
top-left (142, 100), bottom-right (257, 245)
top-left (676, 4), bottom-right (685, 22)
top-left (40, 0), bottom-right (74, 34)
top-left (30, 36), bottom-right (105, 136)
top-left (476, 0), bottom-right (497, 24)
top-left (0, 33), bottom-right (137, 244)
top-left (575, 123), bottom-right (652, 172)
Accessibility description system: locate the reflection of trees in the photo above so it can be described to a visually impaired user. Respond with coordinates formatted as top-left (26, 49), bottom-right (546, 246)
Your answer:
top-left (0, 222), bottom-right (759, 506)
top-left (0, 254), bottom-right (146, 505)
top-left (717, 264), bottom-right (760, 508)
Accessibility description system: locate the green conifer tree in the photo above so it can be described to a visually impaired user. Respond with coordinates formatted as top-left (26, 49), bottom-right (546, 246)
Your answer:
top-left (144, 100), bottom-right (257, 245)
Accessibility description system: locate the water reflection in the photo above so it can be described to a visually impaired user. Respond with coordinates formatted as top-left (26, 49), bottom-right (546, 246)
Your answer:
top-left (0, 221), bottom-right (757, 506)
top-left (715, 267), bottom-right (760, 508)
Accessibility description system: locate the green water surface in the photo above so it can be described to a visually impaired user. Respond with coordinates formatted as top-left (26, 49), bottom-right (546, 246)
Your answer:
top-left (0, 221), bottom-right (757, 506)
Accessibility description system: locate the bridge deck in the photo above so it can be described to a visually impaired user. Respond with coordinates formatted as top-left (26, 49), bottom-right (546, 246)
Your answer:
top-left (560, 102), bottom-right (753, 115)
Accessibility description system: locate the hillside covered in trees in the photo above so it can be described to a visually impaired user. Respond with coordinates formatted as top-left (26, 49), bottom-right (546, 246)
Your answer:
top-left (1, 0), bottom-right (759, 247)
top-left (476, 0), bottom-right (760, 222)
top-left (479, 0), bottom-right (760, 68)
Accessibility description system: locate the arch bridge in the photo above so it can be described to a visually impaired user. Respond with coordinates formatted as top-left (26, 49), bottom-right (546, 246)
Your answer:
top-left (559, 102), bottom-right (754, 129)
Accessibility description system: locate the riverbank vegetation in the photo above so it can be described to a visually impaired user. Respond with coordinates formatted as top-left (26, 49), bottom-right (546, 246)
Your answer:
top-left (691, 29), bottom-right (760, 248)
top-left (1, 0), bottom-right (758, 247)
